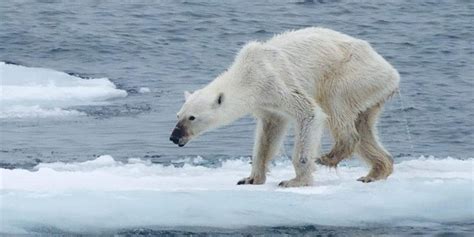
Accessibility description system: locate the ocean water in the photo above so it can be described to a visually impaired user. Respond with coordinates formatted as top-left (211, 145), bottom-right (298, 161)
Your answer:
top-left (0, 0), bottom-right (473, 236)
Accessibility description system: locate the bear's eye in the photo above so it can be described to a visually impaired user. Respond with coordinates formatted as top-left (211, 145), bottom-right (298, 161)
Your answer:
top-left (189, 116), bottom-right (196, 121)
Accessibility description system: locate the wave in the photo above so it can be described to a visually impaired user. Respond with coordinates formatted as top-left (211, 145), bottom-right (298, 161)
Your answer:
top-left (0, 62), bottom-right (127, 118)
top-left (1, 156), bottom-right (472, 234)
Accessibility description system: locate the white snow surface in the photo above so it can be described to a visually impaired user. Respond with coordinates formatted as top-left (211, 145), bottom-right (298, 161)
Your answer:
top-left (0, 155), bottom-right (473, 234)
top-left (0, 62), bottom-right (127, 118)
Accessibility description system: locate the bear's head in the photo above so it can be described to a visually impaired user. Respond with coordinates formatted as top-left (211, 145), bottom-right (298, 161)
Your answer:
top-left (170, 89), bottom-right (228, 147)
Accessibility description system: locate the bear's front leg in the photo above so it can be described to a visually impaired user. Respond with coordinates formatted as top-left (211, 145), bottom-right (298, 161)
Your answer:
top-left (279, 106), bottom-right (325, 188)
top-left (237, 113), bottom-right (289, 185)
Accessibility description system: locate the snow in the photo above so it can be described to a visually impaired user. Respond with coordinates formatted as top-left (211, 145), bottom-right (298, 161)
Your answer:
top-left (1, 155), bottom-right (473, 234)
top-left (0, 62), bottom-right (127, 118)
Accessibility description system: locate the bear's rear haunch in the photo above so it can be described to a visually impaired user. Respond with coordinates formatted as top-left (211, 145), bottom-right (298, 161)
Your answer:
top-left (170, 27), bottom-right (399, 187)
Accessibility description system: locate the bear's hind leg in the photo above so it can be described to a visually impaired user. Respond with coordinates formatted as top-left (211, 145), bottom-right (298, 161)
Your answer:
top-left (355, 103), bottom-right (393, 183)
top-left (318, 120), bottom-right (360, 168)
top-left (237, 113), bottom-right (289, 185)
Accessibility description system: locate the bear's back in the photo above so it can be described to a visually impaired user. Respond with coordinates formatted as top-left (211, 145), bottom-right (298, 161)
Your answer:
top-left (265, 27), bottom-right (360, 49)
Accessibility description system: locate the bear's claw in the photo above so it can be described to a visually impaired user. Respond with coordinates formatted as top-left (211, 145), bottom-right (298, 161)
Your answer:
top-left (278, 181), bottom-right (290, 187)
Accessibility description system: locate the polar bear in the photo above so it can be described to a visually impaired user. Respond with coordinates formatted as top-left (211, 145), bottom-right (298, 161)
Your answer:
top-left (170, 27), bottom-right (399, 187)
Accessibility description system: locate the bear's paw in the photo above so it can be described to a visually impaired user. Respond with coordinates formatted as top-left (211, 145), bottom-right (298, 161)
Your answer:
top-left (278, 178), bottom-right (313, 188)
top-left (357, 176), bottom-right (376, 183)
top-left (316, 154), bottom-right (340, 167)
top-left (237, 176), bottom-right (265, 185)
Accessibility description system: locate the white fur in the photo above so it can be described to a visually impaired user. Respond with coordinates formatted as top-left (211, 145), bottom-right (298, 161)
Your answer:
top-left (184, 91), bottom-right (192, 101)
top-left (176, 27), bottom-right (400, 187)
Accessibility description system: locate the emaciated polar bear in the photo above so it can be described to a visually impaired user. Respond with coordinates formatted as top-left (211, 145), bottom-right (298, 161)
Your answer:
top-left (170, 27), bottom-right (399, 187)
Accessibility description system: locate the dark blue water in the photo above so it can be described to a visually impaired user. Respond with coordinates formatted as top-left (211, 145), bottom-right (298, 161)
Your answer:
top-left (1, 0), bottom-right (473, 236)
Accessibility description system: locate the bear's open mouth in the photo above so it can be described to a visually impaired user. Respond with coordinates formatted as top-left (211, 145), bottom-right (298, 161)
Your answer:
top-left (170, 137), bottom-right (187, 147)
top-left (170, 135), bottom-right (190, 147)
top-left (177, 137), bottom-right (190, 147)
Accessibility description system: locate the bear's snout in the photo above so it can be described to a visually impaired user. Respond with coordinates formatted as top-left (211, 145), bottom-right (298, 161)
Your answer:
top-left (169, 134), bottom-right (180, 145)
top-left (170, 124), bottom-right (188, 147)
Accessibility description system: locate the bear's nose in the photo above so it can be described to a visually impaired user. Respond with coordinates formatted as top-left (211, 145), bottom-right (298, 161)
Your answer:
top-left (170, 135), bottom-right (180, 144)
top-left (170, 125), bottom-right (184, 145)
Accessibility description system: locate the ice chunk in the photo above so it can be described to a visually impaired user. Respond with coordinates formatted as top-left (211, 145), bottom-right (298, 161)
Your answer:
top-left (138, 87), bottom-right (151, 93)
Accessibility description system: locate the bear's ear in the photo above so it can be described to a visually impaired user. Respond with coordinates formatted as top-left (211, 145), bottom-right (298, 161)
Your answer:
top-left (184, 91), bottom-right (192, 101)
top-left (217, 93), bottom-right (224, 105)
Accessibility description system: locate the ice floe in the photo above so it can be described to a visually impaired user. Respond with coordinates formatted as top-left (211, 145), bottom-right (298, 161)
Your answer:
top-left (0, 155), bottom-right (472, 234)
top-left (0, 62), bottom-right (127, 118)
